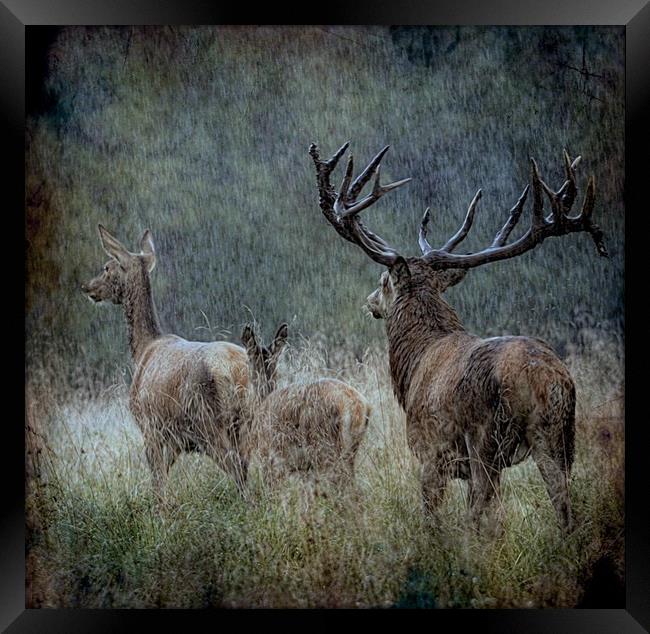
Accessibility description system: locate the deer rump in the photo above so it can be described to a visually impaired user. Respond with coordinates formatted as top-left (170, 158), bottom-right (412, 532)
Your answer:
top-left (403, 333), bottom-right (576, 479)
top-left (130, 336), bottom-right (249, 458)
top-left (249, 378), bottom-right (370, 480)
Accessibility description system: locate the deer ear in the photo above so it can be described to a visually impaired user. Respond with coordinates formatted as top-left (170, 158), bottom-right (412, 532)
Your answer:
top-left (241, 323), bottom-right (258, 356)
top-left (270, 323), bottom-right (288, 357)
top-left (438, 269), bottom-right (468, 291)
top-left (140, 230), bottom-right (156, 272)
top-left (98, 224), bottom-right (130, 268)
top-left (389, 257), bottom-right (411, 283)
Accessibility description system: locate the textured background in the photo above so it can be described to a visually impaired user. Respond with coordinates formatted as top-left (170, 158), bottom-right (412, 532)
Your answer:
top-left (25, 26), bottom-right (624, 390)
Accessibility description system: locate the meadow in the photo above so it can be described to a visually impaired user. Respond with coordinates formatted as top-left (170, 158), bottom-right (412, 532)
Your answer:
top-left (25, 26), bottom-right (624, 608)
top-left (26, 337), bottom-right (623, 608)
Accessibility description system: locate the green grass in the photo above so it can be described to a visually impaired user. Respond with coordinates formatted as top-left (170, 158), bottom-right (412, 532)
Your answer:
top-left (26, 338), bottom-right (624, 608)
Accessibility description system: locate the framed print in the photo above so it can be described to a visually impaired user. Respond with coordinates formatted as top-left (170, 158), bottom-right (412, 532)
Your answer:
top-left (4, 0), bottom-right (649, 631)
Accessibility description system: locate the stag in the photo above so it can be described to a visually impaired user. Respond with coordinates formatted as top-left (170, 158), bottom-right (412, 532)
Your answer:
top-left (310, 141), bottom-right (608, 532)
top-left (240, 323), bottom-right (371, 491)
top-left (81, 226), bottom-right (249, 498)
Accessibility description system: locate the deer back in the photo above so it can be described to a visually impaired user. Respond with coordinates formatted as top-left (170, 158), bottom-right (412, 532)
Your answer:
top-left (253, 378), bottom-right (370, 473)
top-left (130, 336), bottom-right (248, 438)
top-left (404, 332), bottom-right (575, 446)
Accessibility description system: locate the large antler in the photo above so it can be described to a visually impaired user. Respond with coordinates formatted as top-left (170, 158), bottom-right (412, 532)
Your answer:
top-left (417, 150), bottom-right (608, 269)
top-left (309, 142), bottom-right (411, 267)
top-left (311, 142), bottom-right (607, 271)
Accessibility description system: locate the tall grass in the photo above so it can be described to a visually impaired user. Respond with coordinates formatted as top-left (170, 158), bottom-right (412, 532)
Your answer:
top-left (26, 335), bottom-right (623, 608)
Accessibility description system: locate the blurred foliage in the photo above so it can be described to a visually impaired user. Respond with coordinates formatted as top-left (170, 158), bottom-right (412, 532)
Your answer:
top-left (25, 26), bottom-right (624, 387)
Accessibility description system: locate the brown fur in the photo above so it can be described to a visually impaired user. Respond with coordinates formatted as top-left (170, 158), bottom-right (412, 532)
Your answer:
top-left (82, 226), bottom-right (249, 497)
top-left (310, 141), bottom-right (596, 533)
top-left (249, 379), bottom-right (371, 488)
top-left (130, 337), bottom-right (249, 495)
top-left (241, 324), bottom-right (371, 489)
top-left (372, 258), bottom-right (576, 531)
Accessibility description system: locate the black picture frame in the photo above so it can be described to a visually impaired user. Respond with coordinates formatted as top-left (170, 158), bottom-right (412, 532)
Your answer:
top-left (6, 1), bottom-right (648, 631)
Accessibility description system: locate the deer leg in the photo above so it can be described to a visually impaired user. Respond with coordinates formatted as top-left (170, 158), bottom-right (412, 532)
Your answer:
top-left (420, 451), bottom-right (452, 518)
top-left (144, 438), bottom-right (178, 503)
top-left (344, 452), bottom-right (358, 490)
top-left (531, 440), bottom-right (574, 532)
top-left (341, 455), bottom-right (363, 506)
top-left (221, 416), bottom-right (251, 496)
top-left (465, 433), bottom-right (502, 533)
top-left (467, 465), bottom-right (502, 534)
top-left (330, 446), bottom-right (358, 492)
top-left (200, 420), bottom-right (248, 496)
top-left (256, 449), bottom-right (286, 493)
top-left (208, 445), bottom-right (249, 496)
top-left (529, 413), bottom-right (574, 532)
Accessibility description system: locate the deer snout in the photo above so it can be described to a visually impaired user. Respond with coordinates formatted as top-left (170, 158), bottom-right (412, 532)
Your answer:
top-left (365, 290), bottom-right (384, 319)
top-left (81, 281), bottom-right (101, 302)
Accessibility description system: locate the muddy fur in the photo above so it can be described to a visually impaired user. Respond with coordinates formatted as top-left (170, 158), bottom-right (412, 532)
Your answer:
top-left (82, 226), bottom-right (249, 497)
top-left (241, 324), bottom-right (371, 491)
top-left (376, 258), bottom-right (576, 531)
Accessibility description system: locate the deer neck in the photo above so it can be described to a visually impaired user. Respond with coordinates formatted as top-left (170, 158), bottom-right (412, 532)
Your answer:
top-left (385, 291), bottom-right (465, 409)
top-left (244, 372), bottom-right (272, 415)
top-left (123, 261), bottom-right (162, 363)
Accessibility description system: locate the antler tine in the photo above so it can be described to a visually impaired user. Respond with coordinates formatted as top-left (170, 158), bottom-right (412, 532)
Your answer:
top-left (563, 149), bottom-right (572, 178)
top-left (578, 176), bottom-right (607, 256)
top-left (418, 208), bottom-right (434, 255)
top-left (530, 158), bottom-right (547, 229)
top-left (310, 141), bottom-right (411, 268)
top-left (340, 169), bottom-right (412, 218)
top-left (310, 141), bottom-right (344, 169)
top-left (491, 185), bottom-right (530, 248)
top-left (558, 150), bottom-right (582, 213)
top-left (351, 219), bottom-right (402, 266)
top-left (539, 173), bottom-right (564, 224)
top-left (338, 154), bottom-right (355, 205)
top-left (308, 142), bottom-right (322, 163)
top-left (563, 149), bottom-right (580, 182)
top-left (381, 175), bottom-right (413, 193)
top-left (538, 169), bottom-right (564, 218)
top-left (326, 141), bottom-right (350, 173)
top-left (581, 175), bottom-right (596, 220)
top-left (348, 145), bottom-right (391, 201)
top-left (441, 189), bottom-right (482, 253)
top-left (422, 150), bottom-right (607, 270)
top-left (359, 222), bottom-right (396, 251)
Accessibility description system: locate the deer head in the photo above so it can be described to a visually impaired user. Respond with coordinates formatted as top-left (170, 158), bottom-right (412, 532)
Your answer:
top-left (310, 142), bottom-right (607, 323)
top-left (241, 322), bottom-right (289, 398)
top-left (81, 225), bottom-right (156, 305)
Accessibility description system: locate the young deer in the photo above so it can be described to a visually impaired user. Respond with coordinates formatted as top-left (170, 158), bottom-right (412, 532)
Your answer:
top-left (240, 323), bottom-right (371, 491)
top-left (310, 142), bottom-right (608, 532)
top-left (81, 225), bottom-right (249, 498)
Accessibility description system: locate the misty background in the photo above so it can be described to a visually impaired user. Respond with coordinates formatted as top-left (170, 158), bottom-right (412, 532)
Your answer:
top-left (25, 26), bottom-right (624, 391)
